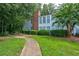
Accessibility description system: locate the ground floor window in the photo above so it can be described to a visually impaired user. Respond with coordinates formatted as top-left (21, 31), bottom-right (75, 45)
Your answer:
top-left (39, 26), bottom-right (51, 30)
top-left (47, 26), bottom-right (50, 30)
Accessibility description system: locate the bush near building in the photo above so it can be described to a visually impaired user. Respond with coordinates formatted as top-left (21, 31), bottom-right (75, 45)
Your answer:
top-left (22, 30), bottom-right (30, 34)
top-left (22, 30), bottom-right (37, 35)
top-left (30, 30), bottom-right (38, 35)
top-left (50, 30), bottom-right (68, 37)
top-left (38, 30), bottom-right (50, 35)
top-left (22, 30), bottom-right (68, 37)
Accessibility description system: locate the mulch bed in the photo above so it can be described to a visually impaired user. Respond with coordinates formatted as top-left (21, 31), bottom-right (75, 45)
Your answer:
top-left (67, 36), bottom-right (79, 42)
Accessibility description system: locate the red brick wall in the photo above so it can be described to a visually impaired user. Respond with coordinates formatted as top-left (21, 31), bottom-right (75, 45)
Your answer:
top-left (32, 10), bottom-right (40, 30)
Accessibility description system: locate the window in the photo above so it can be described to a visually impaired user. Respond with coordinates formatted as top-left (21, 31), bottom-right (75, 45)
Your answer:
top-left (43, 16), bottom-right (46, 23)
top-left (43, 26), bottom-right (46, 30)
top-left (47, 26), bottom-right (50, 30)
top-left (39, 26), bottom-right (42, 30)
top-left (47, 15), bottom-right (50, 23)
top-left (39, 26), bottom-right (44, 30)
top-left (39, 17), bottom-right (42, 24)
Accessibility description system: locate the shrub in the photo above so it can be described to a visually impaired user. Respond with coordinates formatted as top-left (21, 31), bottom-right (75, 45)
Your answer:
top-left (50, 30), bottom-right (68, 37)
top-left (38, 30), bottom-right (50, 35)
top-left (22, 30), bottom-right (30, 34)
top-left (0, 31), bottom-right (9, 36)
top-left (22, 30), bottom-right (68, 37)
top-left (30, 30), bottom-right (38, 35)
top-left (22, 30), bottom-right (37, 35)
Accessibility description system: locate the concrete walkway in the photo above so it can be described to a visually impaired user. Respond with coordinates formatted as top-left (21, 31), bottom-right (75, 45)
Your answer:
top-left (20, 38), bottom-right (42, 56)
top-left (3, 35), bottom-right (42, 56)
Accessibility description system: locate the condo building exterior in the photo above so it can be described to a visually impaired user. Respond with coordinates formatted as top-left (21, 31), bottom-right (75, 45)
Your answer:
top-left (23, 10), bottom-right (79, 35)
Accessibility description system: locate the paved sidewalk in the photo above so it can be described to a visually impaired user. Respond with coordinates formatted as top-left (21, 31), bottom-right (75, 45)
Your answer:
top-left (20, 38), bottom-right (42, 56)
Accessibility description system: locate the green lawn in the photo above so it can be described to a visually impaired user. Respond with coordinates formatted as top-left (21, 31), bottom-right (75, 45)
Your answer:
top-left (0, 38), bottom-right (25, 56)
top-left (32, 35), bottom-right (79, 56)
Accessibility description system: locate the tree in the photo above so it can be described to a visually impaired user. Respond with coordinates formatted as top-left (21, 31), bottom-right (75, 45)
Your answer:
top-left (0, 3), bottom-right (38, 35)
top-left (41, 3), bottom-right (55, 16)
top-left (53, 3), bottom-right (79, 37)
top-left (48, 3), bottom-right (55, 15)
top-left (41, 4), bottom-right (49, 15)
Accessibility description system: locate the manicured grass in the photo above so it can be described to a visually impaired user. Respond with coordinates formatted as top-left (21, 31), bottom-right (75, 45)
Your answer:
top-left (32, 35), bottom-right (79, 56)
top-left (0, 38), bottom-right (25, 56)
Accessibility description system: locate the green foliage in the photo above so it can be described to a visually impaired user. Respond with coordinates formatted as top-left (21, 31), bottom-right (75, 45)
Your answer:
top-left (0, 31), bottom-right (9, 36)
top-left (41, 3), bottom-right (55, 16)
top-left (0, 3), bottom-right (40, 36)
top-left (41, 4), bottom-right (49, 15)
top-left (33, 36), bottom-right (79, 56)
top-left (38, 30), bottom-right (50, 35)
top-left (54, 3), bottom-right (79, 36)
top-left (22, 30), bottom-right (31, 34)
top-left (48, 3), bottom-right (55, 14)
top-left (22, 30), bottom-right (49, 35)
top-left (0, 38), bottom-right (25, 56)
top-left (50, 30), bottom-right (68, 37)
top-left (22, 30), bottom-right (38, 35)
top-left (22, 30), bottom-right (68, 37)
top-left (30, 30), bottom-right (38, 35)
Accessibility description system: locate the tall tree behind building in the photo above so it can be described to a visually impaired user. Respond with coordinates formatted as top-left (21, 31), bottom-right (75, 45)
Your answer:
top-left (41, 3), bottom-right (55, 16)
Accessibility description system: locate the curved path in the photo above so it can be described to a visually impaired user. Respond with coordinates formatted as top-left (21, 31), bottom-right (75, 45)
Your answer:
top-left (20, 38), bottom-right (42, 56)
top-left (15, 35), bottom-right (42, 56)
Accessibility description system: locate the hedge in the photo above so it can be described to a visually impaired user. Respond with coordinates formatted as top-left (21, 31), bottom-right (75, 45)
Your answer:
top-left (22, 30), bottom-right (30, 34)
top-left (50, 30), bottom-right (68, 37)
top-left (22, 30), bottom-right (68, 37)
top-left (0, 31), bottom-right (9, 36)
top-left (30, 30), bottom-right (37, 35)
top-left (38, 30), bottom-right (50, 35)
top-left (22, 30), bottom-right (37, 35)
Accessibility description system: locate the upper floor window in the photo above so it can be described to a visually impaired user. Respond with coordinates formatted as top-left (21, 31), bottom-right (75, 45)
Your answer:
top-left (43, 16), bottom-right (46, 23)
top-left (47, 15), bottom-right (50, 23)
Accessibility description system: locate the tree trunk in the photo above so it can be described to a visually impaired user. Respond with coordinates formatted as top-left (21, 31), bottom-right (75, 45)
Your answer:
top-left (67, 24), bottom-right (72, 38)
